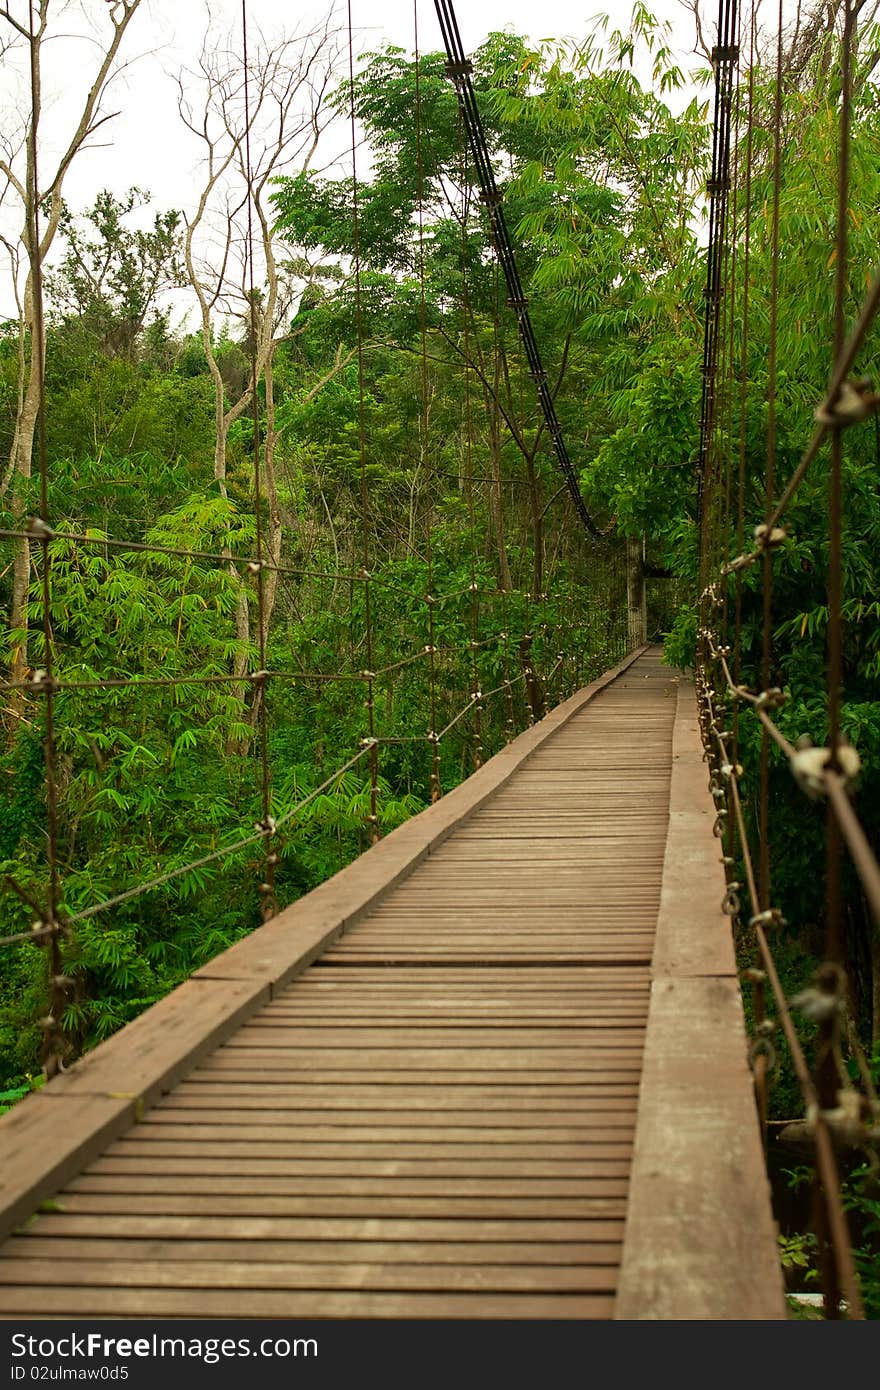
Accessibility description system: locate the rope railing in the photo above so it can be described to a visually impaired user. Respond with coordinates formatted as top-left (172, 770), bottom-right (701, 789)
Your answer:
top-left (2, 505), bottom-right (627, 1077)
top-left (1, 502), bottom-right (628, 1051)
top-left (696, 0), bottom-right (877, 1321)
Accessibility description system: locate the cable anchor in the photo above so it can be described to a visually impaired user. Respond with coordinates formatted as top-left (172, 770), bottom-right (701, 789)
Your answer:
top-left (749, 907), bottom-right (787, 930)
top-left (753, 523), bottom-right (787, 550)
top-left (721, 883), bottom-right (741, 916)
top-left (789, 738), bottom-right (861, 800)
top-left (814, 377), bottom-right (880, 427)
top-left (755, 687), bottom-right (787, 710)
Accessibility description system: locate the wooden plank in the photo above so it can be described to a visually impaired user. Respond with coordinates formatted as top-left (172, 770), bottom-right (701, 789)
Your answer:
top-left (253, 1010), bottom-right (648, 1022)
top-left (68, 1174), bottom-right (632, 1196)
top-left (88, 1157), bottom-right (632, 1180)
top-left (168, 1082), bottom-right (639, 1097)
top-left (0, 1288), bottom-right (612, 1319)
top-left (167, 1084), bottom-right (641, 1104)
top-left (0, 1258), bottom-right (614, 1294)
top-left (297, 965), bottom-right (652, 976)
top-left (121, 1128), bottom-right (631, 1150)
top-left (145, 1110), bottom-right (639, 1130)
top-left (50, 1194), bottom-right (629, 1219)
top-left (223, 1028), bottom-right (645, 1048)
top-left (193, 1065), bottom-right (645, 1083)
top-left (20, 1214), bottom-right (626, 1243)
top-left (202, 1044), bottom-right (645, 1064)
top-left (4, 1236), bottom-right (621, 1266)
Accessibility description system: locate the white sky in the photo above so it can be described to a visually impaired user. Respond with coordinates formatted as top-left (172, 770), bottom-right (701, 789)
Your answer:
top-left (0, 0), bottom-right (708, 321)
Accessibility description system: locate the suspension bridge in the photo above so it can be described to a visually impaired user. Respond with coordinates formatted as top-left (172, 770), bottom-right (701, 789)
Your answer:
top-left (0, 647), bottom-right (784, 1319)
top-left (1, 0), bottom-right (878, 1324)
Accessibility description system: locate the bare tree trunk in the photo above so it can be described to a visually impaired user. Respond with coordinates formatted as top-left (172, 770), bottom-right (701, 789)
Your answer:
top-left (626, 534), bottom-right (647, 650)
top-left (8, 368), bottom-right (39, 683)
top-left (487, 378), bottom-right (512, 593)
top-left (1, 0), bottom-right (145, 683)
top-left (208, 388), bottom-right (250, 752)
top-left (249, 348), bottom-right (284, 732)
top-left (526, 453), bottom-right (543, 599)
top-left (520, 633), bottom-right (546, 722)
top-left (178, 18), bottom-right (338, 750)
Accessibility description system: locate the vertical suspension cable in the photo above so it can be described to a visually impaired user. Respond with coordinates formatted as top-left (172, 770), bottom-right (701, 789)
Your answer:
top-left (733, 1), bottom-right (757, 780)
top-left (719, 0), bottom-right (742, 615)
top-left (815, 0), bottom-right (856, 1321)
top-left (434, 0), bottom-right (604, 542)
top-left (696, 0), bottom-right (739, 702)
top-left (718, 2), bottom-right (742, 894)
top-left (758, 0), bottom-right (784, 913)
top-left (413, 5), bottom-right (441, 802)
top-left (27, 0), bottom-right (66, 1079)
top-left (458, 107), bottom-right (484, 770)
top-left (697, 0), bottom-right (739, 541)
top-left (826, 0), bottom-right (854, 965)
top-left (501, 588), bottom-right (515, 741)
top-left (732, 1), bottom-right (770, 1136)
top-left (241, 1), bottom-right (277, 921)
top-left (346, 2), bottom-right (380, 843)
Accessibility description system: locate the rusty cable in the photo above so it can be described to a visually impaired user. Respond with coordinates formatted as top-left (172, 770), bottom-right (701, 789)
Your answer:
top-left (241, 0), bottom-right (277, 920)
top-left (758, 0), bottom-right (784, 914)
top-left (413, 4), bottom-right (441, 803)
top-left (25, 0), bottom-right (66, 1078)
top-left (0, 742), bottom-right (377, 946)
top-left (434, 0), bottom-right (605, 541)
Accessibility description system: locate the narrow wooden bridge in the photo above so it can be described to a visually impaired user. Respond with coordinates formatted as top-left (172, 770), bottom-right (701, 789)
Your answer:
top-left (0, 648), bottom-right (785, 1319)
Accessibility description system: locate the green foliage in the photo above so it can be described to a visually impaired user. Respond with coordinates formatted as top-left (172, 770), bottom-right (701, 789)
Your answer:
top-left (47, 189), bottom-right (185, 361)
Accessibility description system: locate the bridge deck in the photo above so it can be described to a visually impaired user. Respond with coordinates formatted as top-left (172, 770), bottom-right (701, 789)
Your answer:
top-left (0, 648), bottom-right (785, 1319)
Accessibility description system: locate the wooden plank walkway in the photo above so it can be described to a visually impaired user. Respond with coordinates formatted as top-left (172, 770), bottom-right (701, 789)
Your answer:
top-left (0, 647), bottom-right (785, 1319)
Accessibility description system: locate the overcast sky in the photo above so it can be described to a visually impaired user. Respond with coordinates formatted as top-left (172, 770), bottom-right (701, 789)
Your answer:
top-left (0, 0), bottom-right (709, 320)
top-left (3, 1), bottom-right (707, 212)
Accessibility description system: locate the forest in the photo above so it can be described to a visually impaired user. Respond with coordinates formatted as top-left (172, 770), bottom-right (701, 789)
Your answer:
top-left (1, 0), bottom-right (879, 1311)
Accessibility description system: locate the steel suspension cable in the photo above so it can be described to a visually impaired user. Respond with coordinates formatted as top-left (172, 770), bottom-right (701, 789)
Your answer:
top-left (346, 0), bottom-right (380, 843)
top-left (757, 0), bottom-right (784, 915)
top-left (241, 1), bottom-right (277, 922)
top-left (696, 0), bottom-right (739, 543)
top-left (814, 0), bottom-right (856, 1321)
top-left (458, 107), bottom-right (486, 769)
top-left (433, 0), bottom-right (604, 542)
top-left (26, 0), bottom-right (67, 1080)
top-left (413, 3), bottom-right (442, 803)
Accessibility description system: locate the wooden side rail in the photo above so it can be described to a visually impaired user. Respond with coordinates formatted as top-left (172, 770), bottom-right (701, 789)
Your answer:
top-left (615, 674), bottom-right (787, 1319)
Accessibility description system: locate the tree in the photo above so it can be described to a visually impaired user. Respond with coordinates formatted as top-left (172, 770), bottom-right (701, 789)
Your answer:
top-left (46, 188), bottom-right (184, 360)
top-left (0, 0), bottom-right (146, 688)
top-left (177, 11), bottom-right (341, 725)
